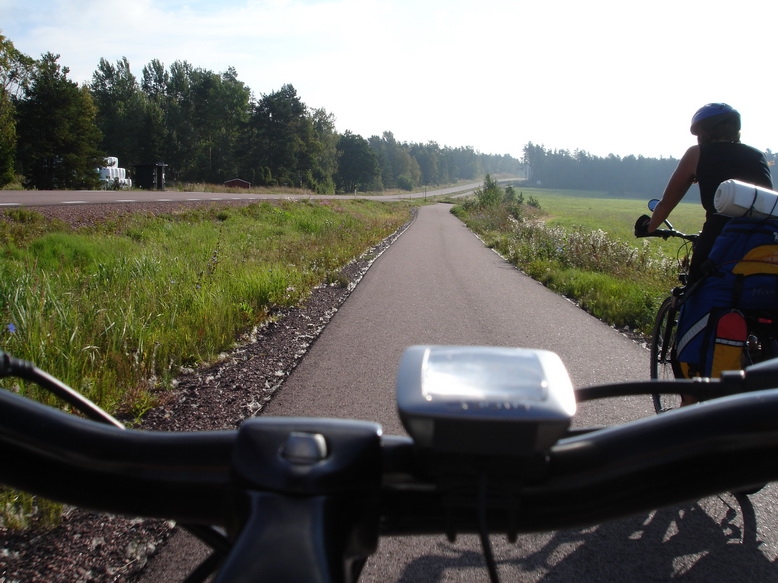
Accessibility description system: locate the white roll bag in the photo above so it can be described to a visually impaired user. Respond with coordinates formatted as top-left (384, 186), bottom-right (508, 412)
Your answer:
top-left (714, 179), bottom-right (778, 219)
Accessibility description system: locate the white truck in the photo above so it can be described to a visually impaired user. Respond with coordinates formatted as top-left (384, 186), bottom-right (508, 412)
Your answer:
top-left (97, 157), bottom-right (132, 189)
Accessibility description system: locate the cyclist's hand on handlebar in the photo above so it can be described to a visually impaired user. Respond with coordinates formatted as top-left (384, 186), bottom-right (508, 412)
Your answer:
top-left (634, 214), bottom-right (652, 238)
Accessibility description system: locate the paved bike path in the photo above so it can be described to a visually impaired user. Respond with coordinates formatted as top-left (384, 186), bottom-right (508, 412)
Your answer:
top-left (261, 204), bottom-right (778, 582)
top-left (263, 203), bottom-right (651, 432)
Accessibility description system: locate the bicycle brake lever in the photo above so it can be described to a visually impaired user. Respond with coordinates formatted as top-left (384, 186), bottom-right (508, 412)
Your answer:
top-left (0, 351), bottom-right (124, 428)
top-left (0, 351), bottom-right (32, 378)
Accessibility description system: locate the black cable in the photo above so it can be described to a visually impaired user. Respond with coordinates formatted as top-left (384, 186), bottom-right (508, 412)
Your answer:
top-left (477, 473), bottom-right (501, 583)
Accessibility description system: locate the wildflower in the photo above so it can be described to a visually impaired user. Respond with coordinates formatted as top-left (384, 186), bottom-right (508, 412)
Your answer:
top-left (6, 323), bottom-right (15, 334)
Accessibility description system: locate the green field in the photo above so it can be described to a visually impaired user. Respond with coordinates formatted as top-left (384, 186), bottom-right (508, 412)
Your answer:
top-left (513, 187), bottom-right (704, 247)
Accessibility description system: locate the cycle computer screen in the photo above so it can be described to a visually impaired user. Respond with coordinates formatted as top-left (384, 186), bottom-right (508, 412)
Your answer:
top-left (396, 346), bottom-right (576, 457)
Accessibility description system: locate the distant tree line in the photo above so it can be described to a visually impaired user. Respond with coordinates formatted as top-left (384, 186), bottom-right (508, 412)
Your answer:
top-left (523, 142), bottom-right (778, 198)
top-left (0, 33), bottom-right (522, 192)
top-left (523, 142), bottom-right (678, 196)
top-left (4, 32), bottom-right (776, 195)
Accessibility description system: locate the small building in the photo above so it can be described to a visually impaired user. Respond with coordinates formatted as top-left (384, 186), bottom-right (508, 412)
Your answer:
top-left (224, 178), bottom-right (251, 189)
top-left (134, 163), bottom-right (167, 190)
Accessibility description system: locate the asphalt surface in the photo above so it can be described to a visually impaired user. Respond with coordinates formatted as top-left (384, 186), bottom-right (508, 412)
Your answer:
top-left (261, 204), bottom-right (778, 582)
top-left (0, 182), bottom-right (484, 206)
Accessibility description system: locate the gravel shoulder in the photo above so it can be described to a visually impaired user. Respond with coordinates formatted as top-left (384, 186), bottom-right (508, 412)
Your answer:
top-left (0, 200), bottom-right (411, 582)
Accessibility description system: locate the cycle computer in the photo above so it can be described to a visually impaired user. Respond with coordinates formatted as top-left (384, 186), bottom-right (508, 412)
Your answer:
top-left (396, 345), bottom-right (576, 457)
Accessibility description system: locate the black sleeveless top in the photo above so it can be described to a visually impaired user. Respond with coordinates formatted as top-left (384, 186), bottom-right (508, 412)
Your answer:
top-left (697, 142), bottom-right (773, 217)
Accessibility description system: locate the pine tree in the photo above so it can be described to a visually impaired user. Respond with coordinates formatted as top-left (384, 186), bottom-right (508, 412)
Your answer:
top-left (15, 53), bottom-right (104, 189)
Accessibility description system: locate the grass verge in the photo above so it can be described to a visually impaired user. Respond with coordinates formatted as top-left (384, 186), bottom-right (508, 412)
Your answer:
top-left (0, 199), bottom-right (413, 417)
top-left (0, 197), bottom-right (414, 530)
top-left (453, 180), bottom-right (700, 336)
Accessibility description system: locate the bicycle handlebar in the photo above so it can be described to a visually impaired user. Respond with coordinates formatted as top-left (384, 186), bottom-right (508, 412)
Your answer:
top-left (0, 387), bottom-right (235, 524)
top-left (3, 354), bottom-right (778, 582)
top-left (637, 199), bottom-right (698, 242)
top-left (3, 386), bottom-right (778, 526)
top-left (649, 228), bottom-right (698, 242)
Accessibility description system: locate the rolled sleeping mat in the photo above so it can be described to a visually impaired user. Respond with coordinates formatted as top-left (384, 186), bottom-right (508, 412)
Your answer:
top-left (714, 179), bottom-right (778, 219)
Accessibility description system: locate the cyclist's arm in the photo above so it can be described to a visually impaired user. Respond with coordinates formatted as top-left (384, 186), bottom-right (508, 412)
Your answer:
top-left (648, 145), bottom-right (699, 232)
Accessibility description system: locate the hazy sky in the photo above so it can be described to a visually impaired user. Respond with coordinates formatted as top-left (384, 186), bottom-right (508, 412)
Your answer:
top-left (2, 0), bottom-right (776, 160)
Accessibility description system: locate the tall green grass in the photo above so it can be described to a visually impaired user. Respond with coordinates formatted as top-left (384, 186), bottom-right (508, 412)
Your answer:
top-left (0, 200), bottom-right (412, 418)
top-left (0, 199), bottom-right (413, 531)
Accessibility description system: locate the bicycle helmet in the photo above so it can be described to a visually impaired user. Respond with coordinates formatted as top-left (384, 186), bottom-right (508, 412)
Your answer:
top-left (690, 103), bottom-right (741, 136)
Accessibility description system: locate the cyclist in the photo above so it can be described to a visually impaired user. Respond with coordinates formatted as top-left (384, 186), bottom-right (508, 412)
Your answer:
top-left (636, 103), bottom-right (773, 282)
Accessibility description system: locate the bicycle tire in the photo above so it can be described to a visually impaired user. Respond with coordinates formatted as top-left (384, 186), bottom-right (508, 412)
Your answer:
top-left (650, 297), bottom-right (682, 413)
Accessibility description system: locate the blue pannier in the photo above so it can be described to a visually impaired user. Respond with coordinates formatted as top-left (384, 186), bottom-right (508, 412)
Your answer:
top-left (675, 217), bottom-right (778, 378)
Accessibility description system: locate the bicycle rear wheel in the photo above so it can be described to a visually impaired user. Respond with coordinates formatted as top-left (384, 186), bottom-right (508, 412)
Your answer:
top-left (650, 297), bottom-right (681, 413)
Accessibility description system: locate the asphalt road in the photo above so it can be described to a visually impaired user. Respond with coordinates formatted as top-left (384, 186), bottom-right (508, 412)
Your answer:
top-left (0, 182), bottom-right (485, 206)
top-left (261, 204), bottom-right (778, 582)
top-left (139, 202), bottom-right (778, 581)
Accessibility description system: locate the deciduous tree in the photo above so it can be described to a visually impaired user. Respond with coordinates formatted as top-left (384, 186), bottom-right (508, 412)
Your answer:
top-left (335, 131), bottom-right (378, 193)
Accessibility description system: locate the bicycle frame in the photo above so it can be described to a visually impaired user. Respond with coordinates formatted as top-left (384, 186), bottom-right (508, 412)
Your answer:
top-left (641, 215), bottom-right (698, 412)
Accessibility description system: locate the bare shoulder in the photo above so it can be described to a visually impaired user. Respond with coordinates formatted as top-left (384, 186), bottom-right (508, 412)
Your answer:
top-left (676, 145), bottom-right (700, 177)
